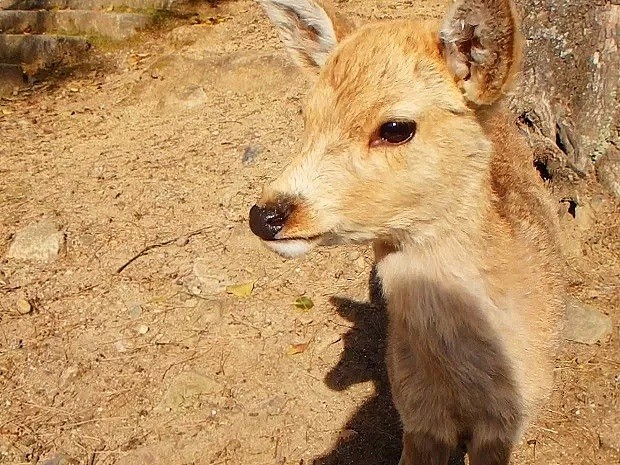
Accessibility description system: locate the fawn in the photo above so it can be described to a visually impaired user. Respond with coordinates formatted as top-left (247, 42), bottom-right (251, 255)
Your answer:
top-left (249, 0), bottom-right (564, 463)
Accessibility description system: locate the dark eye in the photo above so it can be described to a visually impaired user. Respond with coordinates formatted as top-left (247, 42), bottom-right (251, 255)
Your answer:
top-left (374, 121), bottom-right (417, 146)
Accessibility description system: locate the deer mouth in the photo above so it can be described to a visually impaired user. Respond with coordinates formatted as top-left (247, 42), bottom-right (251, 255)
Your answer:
top-left (264, 237), bottom-right (319, 258)
top-left (263, 232), bottom-right (335, 258)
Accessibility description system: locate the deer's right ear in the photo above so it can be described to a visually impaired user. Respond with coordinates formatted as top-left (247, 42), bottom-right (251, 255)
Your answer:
top-left (257, 0), bottom-right (355, 72)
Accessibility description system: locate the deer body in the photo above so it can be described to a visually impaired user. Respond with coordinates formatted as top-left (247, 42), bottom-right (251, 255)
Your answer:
top-left (377, 104), bottom-right (562, 463)
top-left (250, 1), bottom-right (563, 463)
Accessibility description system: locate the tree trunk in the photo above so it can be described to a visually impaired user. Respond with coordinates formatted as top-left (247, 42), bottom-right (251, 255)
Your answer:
top-left (509, 0), bottom-right (619, 196)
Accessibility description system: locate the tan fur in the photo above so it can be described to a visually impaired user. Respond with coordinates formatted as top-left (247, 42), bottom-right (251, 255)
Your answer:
top-left (252, 1), bottom-right (564, 463)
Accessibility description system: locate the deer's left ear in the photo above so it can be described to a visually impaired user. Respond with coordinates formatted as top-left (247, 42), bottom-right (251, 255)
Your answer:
top-left (258, 0), bottom-right (356, 72)
top-left (439, 0), bottom-right (522, 105)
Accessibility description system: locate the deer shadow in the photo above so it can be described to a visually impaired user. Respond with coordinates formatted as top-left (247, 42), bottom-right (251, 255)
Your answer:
top-left (313, 268), bottom-right (467, 465)
top-left (312, 268), bottom-right (402, 465)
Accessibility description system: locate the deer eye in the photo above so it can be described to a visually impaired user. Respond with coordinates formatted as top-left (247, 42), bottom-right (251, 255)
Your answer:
top-left (372, 121), bottom-right (417, 146)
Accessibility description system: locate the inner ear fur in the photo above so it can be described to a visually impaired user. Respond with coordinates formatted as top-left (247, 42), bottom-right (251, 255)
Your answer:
top-left (258, 0), bottom-right (356, 72)
top-left (439, 0), bottom-right (523, 105)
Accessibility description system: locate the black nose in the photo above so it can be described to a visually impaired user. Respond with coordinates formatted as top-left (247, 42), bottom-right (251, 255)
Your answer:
top-left (249, 203), bottom-right (292, 241)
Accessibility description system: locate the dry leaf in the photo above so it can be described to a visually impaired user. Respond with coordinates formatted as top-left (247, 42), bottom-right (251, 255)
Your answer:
top-left (287, 342), bottom-right (310, 355)
top-left (293, 296), bottom-right (314, 310)
top-left (226, 281), bottom-right (255, 298)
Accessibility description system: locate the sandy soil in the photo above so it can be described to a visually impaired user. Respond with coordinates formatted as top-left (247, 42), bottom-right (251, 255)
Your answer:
top-left (0, 1), bottom-right (618, 464)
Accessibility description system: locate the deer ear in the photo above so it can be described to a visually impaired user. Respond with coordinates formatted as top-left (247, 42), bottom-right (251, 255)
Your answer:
top-left (258, 0), bottom-right (355, 72)
top-left (439, 0), bottom-right (522, 105)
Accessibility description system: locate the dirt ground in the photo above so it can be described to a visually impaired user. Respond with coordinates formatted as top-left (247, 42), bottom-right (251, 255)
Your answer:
top-left (0, 1), bottom-right (618, 464)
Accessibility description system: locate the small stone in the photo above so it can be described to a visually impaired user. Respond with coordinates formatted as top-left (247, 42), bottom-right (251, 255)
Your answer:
top-left (242, 145), bottom-right (263, 165)
top-left (59, 365), bottom-right (80, 389)
top-left (564, 297), bottom-right (612, 345)
top-left (16, 298), bottom-right (32, 315)
top-left (114, 340), bottom-right (128, 353)
top-left (137, 324), bottom-right (149, 335)
top-left (175, 236), bottom-right (189, 247)
top-left (41, 454), bottom-right (77, 465)
top-left (157, 85), bottom-right (207, 110)
top-left (599, 421), bottom-right (620, 452)
top-left (192, 259), bottom-right (230, 294)
top-left (260, 395), bottom-right (287, 416)
top-left (7, 219), bottom-right (65, 262)
top-left (156, 371), bottom-right (222, 412)
top-left (128, 304), bottom-right (142, 319)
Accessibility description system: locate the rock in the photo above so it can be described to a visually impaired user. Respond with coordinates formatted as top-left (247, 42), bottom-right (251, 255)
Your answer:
top-left (156, 371), bottom-right (222, 412)
top-left (175, 235), bottom-right (189, 247)
top-left (157, 85), bottom-right (207, 111)
top-left (0, 64), bottom-right (25, 97)
top-left (7, 219), bottom-right (65, 262)
top-left (41, 453), bottom-right (77, 465)
top-left (114, 339), bottom-right (129, 353)
top-left (16, 298), bottom-right (32, 315)
top-left (191, 259), bottom-right (231, 294)
top-left (58, 365), bottom-right (80, 389)
top-left (564, 297), bottom-right (612, 345)
top-left (0, 11), bottom-right (150, 41)
top-left (242, 145), bottom-right (263, 166)
top-left (128, 303), bottom-right (142, 319)
top-left (136, 324), bottom-right (149, 335)
top-left (599, 420), bottom-right (620, 452)
top-left (259, 395), bottom-right (287, 416)
top-left (115, 442), bottom-right (182, 465)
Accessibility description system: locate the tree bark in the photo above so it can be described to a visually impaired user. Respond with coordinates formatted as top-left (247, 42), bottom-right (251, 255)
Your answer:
top-left (509, 0), bottom-right (619, 195)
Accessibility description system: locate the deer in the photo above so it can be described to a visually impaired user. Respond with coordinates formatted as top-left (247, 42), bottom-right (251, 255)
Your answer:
top-left (248, 0), bottom-right (564, 463)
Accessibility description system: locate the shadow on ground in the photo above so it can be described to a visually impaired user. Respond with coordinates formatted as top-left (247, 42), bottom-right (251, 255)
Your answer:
top-left (313, 269), bottom-right (402, 465)
top-left (314, 269), bottom-right (468, 465)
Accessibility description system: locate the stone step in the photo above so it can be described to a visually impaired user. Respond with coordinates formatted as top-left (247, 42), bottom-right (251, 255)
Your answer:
top-left (0, 63), bottom-right (25, 94)
top-left (0, 0), bottom-right (179, 11)
top-left (0, 10), bottom-right (150, 39)
top-left (0, 33), bottom-right (90, 65)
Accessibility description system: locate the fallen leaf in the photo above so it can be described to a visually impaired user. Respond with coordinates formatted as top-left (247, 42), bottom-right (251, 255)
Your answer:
top-left (293, 296), bottom-right (314, 311)
top-left (287, 342), bottom-right (310, 355)
top-left (226, 281), bottom-right (255, 298)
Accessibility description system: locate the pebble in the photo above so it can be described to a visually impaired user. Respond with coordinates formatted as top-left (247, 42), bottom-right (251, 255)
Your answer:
top-left (7, 219), bottom-right (65, 262)
top-left (128, 304), bottom-right (142, 319)
top-left (137, 324), bottom-right (149, 335)
top-left (564, 297), bottom-right (612, 345)
top-left (175, 236), bottom-right (189, 247)
top-left (41, 454), bottom-right (76, 465)
top-left (242, 145), bottom-right (263, 165)
top-left (599, 422), bottom-right (620, 452)
top-left (156, 371), bottom-right (222, 412)
top-left (16, 298), bottom-right (32, 315)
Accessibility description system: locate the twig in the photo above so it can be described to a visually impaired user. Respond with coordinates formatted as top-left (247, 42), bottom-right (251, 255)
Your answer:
top-left (531, 424), bottom-right (558, 434)
top-left (116, 226), bottom-right (213, 274)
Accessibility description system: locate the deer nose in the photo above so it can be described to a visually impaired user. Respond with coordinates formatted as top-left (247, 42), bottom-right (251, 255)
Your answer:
top-left (249, 203), bottom-right (291, 241)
